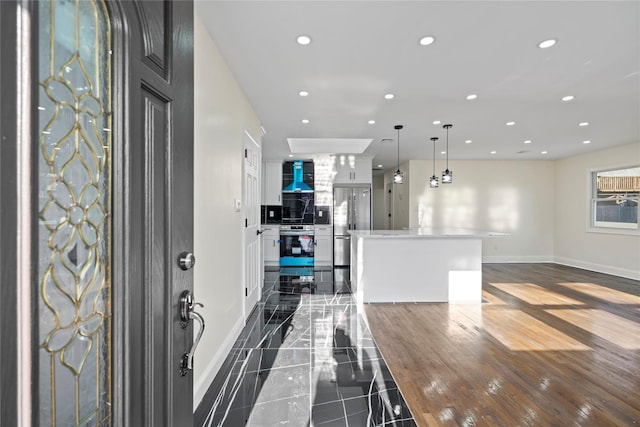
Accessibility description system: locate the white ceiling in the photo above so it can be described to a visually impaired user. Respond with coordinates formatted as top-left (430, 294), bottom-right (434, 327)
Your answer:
top-left (195, 1), bottom-right (640, 173)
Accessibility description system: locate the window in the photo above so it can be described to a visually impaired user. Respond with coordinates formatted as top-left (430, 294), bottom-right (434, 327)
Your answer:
top-left (591, 166), bottom-right (640, 231)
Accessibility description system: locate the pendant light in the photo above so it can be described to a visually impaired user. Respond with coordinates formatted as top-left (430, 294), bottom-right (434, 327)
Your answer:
top-left (393, 125), bottom-right (404, 184)
top-left (430, 137), bottom-right (439, 188)
top-left (442, 124), bottom-right (453, 184)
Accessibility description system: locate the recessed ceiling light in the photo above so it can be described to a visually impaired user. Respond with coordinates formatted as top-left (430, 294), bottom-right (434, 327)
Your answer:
top-left (490, 151), bottom-right (497, 154)
top-left (384, 93), bottom-right (394, 99)
top-left (299, 90), bottom-right (309, 97)
top-left (524, 140), bottom-right (532, 144)
top-left (465, 140), bottom-right (472, 144)
top-left (466, 94), bottom-right (477, 100)
top-left (433, 120), bottom-right (441, 125)
top-left (538, 38), bottom-right (557, 49)
top-left (368, 120), bottom-right (376, 125)
top-left (296, 35), bottom-right (311, 45)
top-left (419, 36), bottom-right (435, 46)
top-left (301, 119), bottom-right (309, 124)
top-left (541, 151), bottom-right (548, 154)
top-left (579, 122), bottom-right (589, 127)
top-left (506, 121), bottom-right (515, 126)
top-left (441, 151), bottom-right (446, 154)
top-left (288, 154), bottom-right (294, 158)
top-left (562, 95), bottom-right (574, 102)
top-left (583, 140), bottom-right (591, 144)
top-left (377, 164), bottom-right (383, 168)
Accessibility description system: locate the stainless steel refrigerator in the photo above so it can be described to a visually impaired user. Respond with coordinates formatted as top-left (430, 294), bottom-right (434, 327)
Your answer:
top-left (333, 185), bottom-right (371, 268)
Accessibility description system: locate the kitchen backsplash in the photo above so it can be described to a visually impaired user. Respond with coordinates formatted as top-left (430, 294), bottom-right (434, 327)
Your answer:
top-left (314, 206), bottom-right (331, 224)
top-left (261, 205), bottom-right (282, 224)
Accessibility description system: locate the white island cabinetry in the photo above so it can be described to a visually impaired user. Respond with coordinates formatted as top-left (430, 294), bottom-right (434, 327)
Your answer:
top-left (349, 229), bottom-right (506, 304)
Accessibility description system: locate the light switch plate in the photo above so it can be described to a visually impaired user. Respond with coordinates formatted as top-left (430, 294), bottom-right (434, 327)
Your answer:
top-left (234, 198), bottom-right (241, 212)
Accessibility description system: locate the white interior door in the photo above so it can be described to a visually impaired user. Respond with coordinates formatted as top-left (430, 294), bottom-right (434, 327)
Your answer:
top-left (243, 131), bottom-right (262, 318)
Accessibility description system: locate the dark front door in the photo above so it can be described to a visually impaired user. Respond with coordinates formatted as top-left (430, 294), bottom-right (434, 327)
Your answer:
top-left (0, 0), bottom-right (195, 425)
top-left (118, 1), bottom-right (195, 425)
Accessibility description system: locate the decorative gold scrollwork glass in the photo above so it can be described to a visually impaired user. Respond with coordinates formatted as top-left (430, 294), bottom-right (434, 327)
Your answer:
top-left (38, 0), bottom-right (112, 425)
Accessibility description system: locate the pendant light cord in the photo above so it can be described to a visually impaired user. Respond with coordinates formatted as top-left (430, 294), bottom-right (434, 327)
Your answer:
top-left (432, 138), bottom-right (436, 174)
top-left (443, 124), bottom-right (452, 171)
top-left (397, 127), bottom-right (400, 171)
top-left (394, 125), bottom-right (403, 173)
top-left (430, 137), bottom-right (438, 175)
top-left (445, 126), bottom-right (449, 170)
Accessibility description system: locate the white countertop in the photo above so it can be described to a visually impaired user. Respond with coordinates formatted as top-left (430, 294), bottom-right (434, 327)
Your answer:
top-left (348, 228), bottom-right (507, 238)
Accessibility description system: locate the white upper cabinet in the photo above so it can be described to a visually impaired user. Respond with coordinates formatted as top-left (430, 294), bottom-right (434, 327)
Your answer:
top-left (353, 157), bottom-right (372, 183)
top-left (332, 155), bottom-right (372, 184)
top-left (262, 162), bottom-right (282, 205)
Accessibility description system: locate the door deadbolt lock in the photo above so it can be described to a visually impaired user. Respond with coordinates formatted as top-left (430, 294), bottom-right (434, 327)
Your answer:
top-left (178, 252), bottom-right (196, 270)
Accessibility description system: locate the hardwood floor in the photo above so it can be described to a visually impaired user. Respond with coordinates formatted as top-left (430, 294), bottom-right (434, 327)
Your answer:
top-left (364, 263), bottom-right (640, 426)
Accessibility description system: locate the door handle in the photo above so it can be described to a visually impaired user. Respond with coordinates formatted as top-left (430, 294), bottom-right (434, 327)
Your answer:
top-left (179, 290), bottom-right (206, 376)
top-left (257, 229), bottom-right (263, 235)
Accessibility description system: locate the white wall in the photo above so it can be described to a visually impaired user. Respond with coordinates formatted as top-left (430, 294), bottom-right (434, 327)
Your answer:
top-left (408, 159), bottom-right (555, 262)
top-left (554, 142), bottom-right (640, 279)
top-left (193, 15), bottom-right (262, 408)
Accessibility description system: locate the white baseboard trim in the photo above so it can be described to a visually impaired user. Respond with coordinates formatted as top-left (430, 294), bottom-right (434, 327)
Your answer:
top-left (482, 255), bottom-right (554, 264)
top-left (193, 315), bottom-right (245, 411)
top-left (553, 257), bottom-right (640, 281)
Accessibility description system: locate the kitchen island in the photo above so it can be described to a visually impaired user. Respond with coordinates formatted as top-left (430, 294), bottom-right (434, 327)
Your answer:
top-left (349, 229), bottom-right (506, 304)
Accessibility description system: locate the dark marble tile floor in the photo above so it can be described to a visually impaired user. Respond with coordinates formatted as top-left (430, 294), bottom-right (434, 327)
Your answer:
top-left (195, 267), bottom-right (417, 427)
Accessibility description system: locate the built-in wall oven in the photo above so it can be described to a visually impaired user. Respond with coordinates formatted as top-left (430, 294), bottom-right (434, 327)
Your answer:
top-left (280, 225), bottom-right (315, 267)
